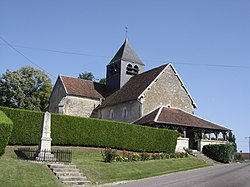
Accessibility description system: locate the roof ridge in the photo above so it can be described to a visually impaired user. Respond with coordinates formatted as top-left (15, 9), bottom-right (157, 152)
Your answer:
top-left (154, 106), bottom-right (163, 122)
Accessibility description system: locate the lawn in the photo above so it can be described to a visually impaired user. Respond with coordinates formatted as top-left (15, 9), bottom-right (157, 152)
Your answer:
top-left (0, 146), bottom-right (64, 187)
top-left (1, 146), bottom-right (210, 186)
top-left (68, 146), bottom-right (209, 185)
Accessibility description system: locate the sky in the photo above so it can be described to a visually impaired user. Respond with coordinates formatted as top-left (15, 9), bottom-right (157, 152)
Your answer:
top-left (1, 0), bottom-right (250, 152)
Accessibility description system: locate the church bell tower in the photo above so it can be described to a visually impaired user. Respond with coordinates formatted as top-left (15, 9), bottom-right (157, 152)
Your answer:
top-left (106, 38), bottom-right (144, 93)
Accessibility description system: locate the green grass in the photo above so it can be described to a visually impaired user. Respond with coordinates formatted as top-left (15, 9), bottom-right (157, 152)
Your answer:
top-left (0, 146), bottom-right (64, 187)
top-left (1, 146), bottom-right (210, 186)
top-left (68, 146), bottom-right (210, 185)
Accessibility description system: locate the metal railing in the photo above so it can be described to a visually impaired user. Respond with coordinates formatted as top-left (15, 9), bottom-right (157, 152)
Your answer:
top-left (15, 148), bottom-right (72, 163)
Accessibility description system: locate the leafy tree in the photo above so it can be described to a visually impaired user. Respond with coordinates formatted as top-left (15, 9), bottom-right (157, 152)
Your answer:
top-left (0, 66), bottom-right (52, 111)
top-left (228, 131), bottom-right (237, 153)
top-left (78, 72), bottom-right (94, 81)
top-left (99, 78), bottom-right (106, 84)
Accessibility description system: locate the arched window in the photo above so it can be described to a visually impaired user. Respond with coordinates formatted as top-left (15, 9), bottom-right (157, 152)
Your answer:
top-left (109, 109), bottom-right (114, 120)
top-left (126, 64), bottom-right (133, 75)
top-left (133, 65), bottom-right (139, 74)
top-left (122, 107), bottom-right (127, 119)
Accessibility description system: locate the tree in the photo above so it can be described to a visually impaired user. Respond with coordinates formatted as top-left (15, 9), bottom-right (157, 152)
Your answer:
top-left (99, 78), bottom-right (106, 84)
top-left (78, 72), bottom-right (94, 81)
top-left (228, 131), bottom-right (237, 153)
top-left (0, 66), bottom-right (52, 111)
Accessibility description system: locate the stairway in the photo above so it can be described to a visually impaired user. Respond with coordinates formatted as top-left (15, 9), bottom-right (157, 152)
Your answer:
top-left (192, 150), bottom-right (216, 165)
top-left (48, 163), bottom-right (92, 187)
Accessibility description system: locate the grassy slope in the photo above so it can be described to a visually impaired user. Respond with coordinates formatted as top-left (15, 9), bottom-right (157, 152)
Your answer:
top-left (1, 146), bottom-right (209, 186)
top-left (0, 146), bottom-right (64, 187)
top-left (69, 147), bottom-right (209, 184)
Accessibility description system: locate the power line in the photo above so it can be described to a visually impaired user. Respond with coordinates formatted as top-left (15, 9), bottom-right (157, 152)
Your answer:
top-left (1, 42), bottom-right (250, 70)
top-left (0, 36), bottom-right (56, 78)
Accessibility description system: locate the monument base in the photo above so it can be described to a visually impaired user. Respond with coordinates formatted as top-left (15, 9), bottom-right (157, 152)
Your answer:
top-left (36, 151), bottom-right (56, 162)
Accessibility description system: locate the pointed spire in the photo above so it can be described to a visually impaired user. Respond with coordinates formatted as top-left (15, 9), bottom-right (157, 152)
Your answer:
top-left (109, 39), bottom-right (144, 65)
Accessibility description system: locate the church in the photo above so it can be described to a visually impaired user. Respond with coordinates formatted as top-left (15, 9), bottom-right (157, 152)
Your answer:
top-left (48, 38), bottom-right (230, 151)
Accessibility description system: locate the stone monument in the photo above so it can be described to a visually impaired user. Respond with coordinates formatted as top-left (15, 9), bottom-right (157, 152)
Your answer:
top-left (36, 111), bottom-right (54, 161)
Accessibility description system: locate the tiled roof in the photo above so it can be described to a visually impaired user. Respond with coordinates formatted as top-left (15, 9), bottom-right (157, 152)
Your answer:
top-left (98, 64), bottom-right (168, 108)
top-left (109, 38), bottom-right (144, 65)
top-left (60, 76), bottom-right (105, 99)
top-left (134, 107), bottom-right (229, 131)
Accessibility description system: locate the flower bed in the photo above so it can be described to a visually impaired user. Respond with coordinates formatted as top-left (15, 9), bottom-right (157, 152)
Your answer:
top-left (102, 148), bottom-right (189, 162)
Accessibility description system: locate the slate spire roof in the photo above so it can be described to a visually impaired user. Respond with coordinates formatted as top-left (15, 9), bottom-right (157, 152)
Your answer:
top-left (109, 38), bottom-right (144, 65)
top-left (134, 107), bottom-right (229, 131)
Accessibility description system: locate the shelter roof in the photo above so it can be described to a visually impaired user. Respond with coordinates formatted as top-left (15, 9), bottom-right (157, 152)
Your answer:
top-left (134, 107), bottom-right (229, 131)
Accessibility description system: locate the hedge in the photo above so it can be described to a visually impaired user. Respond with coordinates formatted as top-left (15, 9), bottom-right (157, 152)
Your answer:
top-left (202, 144), bottom-right (234, 163)
top-left (51, 113), bottom-right (179, 153)
top-left (0, 110), bottom-right (13, 156)
top-left (0, 106), bottom-right (179, 153)
top-left (0, 106), bottom-right (43, 145)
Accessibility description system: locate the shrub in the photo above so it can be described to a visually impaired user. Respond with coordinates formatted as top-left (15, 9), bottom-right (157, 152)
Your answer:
top-left (51, 113), bottom-right (179, 153)
top-left (234, 153), bottom-right (244, 161)
top-left (0, 106), bottom-right (43, 145)
top-left (0, 110), bottom-right (13, 156)
top-left (102, 148), bottom-right (119, 162)
top-left (140, 152), bottom-right (151, 161)
top-left (0, 106), bottom-right (179, 153)
top-left (202, 144), bottom-right (234, 163)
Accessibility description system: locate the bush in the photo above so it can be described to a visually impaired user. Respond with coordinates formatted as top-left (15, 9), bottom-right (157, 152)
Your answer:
top-left (202, 144), bottom-right (234, 163)
top-left (0, 106), bottom-right (179, 153)
top-left (51, 113), bottom-right (179, 153)
top-left (102, 148), bottom-right (119, 162)
top-left (0, 110), bottom-right (13, 156)
top-left (0, 106), bottom-right (43, 145)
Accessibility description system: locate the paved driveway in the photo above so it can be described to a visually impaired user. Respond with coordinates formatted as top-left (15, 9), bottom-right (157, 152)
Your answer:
top-left (103, 163), bottom-right (250, 187)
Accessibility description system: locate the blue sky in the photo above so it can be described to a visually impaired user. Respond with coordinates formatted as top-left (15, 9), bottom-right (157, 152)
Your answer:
top-left (1, 0), bottom-right (250, 152)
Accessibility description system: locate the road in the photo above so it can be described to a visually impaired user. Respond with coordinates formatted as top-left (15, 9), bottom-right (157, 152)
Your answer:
top-left (103, 163), bottom-right (250, 187)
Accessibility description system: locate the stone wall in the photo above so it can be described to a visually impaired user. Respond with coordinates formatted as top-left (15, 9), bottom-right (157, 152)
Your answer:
top-left (198, 139), bottom-right (227, 151)
top-left (175, 137), bottom-right (189, 152)
top-left (59, 96), bottom-right (100, 118)
top-left (142, 65), bottom-right (195, 115)
top-left (99, 100), bottom-right (141, 123)
top-left (48, 77), bottom-right (67, 113)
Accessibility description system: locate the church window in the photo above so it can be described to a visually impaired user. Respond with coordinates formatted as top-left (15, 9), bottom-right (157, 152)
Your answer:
top-left (122, 107), bottom-right (127, 119)
top-left (126, 64), bottom-right (139, 75)
top-left (109, 109), bottom-right (114, 120)
top-left (126, 64), bottom-right (133, 75)
top-left (133, 65), bottom-right (139, 74)
top-left (110, 64), bottom-right (118, 76)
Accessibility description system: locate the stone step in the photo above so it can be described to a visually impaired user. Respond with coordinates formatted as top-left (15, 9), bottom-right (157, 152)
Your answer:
top-left (59, 175), bottom-right (87, 181)
top-left (63, 180), bottom-right (91, 186)
top-left (47, 162), bottom-right (92, 186)
top-left (48, 163), bottom-right (76, 169)
top-left (52, 168), bottom-right (80, 173)
top-left (192, 150), bottom-right (216, 165)
top-left (56, 171), bottom-right (83, 177)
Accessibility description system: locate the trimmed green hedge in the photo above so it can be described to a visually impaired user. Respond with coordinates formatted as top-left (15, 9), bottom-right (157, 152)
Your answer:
top-left (0, 106), bottom-right (179, 153)
top-left (202, 144), bottom-right (234, 163)
top-left (0, 110), bottom-right (13, 156)
top-left (0, 106), bottom-right (43, 145)
top-left (51, 113), bottom-right (179, 153)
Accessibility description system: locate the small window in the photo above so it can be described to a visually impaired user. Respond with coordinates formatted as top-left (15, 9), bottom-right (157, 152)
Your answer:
top-left (110, 64), bottom-right (118, 76)
top-left (133, 65), bottom-right (139, 74)
top-left (122, 107), bottom-right (127, 119)
top-left (109, 109), bottom-right (114, 120)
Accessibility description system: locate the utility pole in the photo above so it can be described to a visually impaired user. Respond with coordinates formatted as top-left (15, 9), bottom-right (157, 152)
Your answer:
top-left (245, 137), bottom-right (250, 160)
